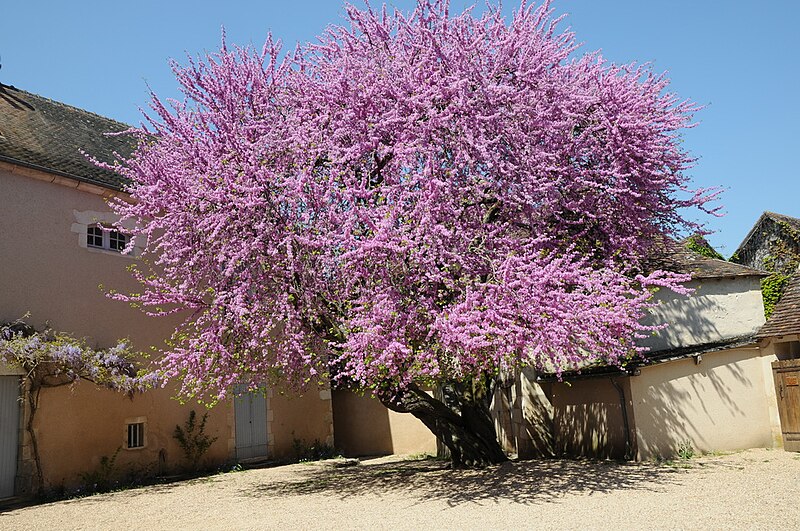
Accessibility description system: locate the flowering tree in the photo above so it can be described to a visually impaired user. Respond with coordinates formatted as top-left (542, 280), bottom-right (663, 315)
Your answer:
top-left (0, 320), bottom-right (148, 489)
top-left (110, 1), bottom-right (717, 466)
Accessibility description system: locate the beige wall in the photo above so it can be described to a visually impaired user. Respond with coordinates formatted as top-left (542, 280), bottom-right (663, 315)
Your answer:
top-left (331, 390), bottom-right (436, 456)
top-left (1, 168), bottom-right (338, 491)
top-left (548, 377), bottom-right (635, 460)
top-left (30, 384), bottom-right (233, 491)
top-left (270, 387), bottom-right (335, 459)
top-left (0, 167), bottom-right (175, 348)
top-left (630, 347), bottom-right (781, 460)
top-left (492, 369), bottom-right (555, 458)
top-left (639, 277), bottom-right (765, 352)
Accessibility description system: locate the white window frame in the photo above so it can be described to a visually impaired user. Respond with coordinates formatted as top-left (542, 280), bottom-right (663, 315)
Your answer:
top-left (72, 210), bottom-right (142, 258)
top-left (124, 416), bottom-right (147, 450)
top-left (86, 223), bottom-right (128, 252)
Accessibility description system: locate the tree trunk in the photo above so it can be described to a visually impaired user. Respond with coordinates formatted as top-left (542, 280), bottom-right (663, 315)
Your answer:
top-left (27, 385), bottom-right (44, 493)
top-left (379, 380), bottom-right (508, 468)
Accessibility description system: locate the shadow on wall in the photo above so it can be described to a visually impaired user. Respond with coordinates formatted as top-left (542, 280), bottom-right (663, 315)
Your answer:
top-left (633, 280), bottom-right (757, 459)
top-left (493, 368), bottom-right (555, 459)
top-left (631, 348), bottom-right (762, 460)
top-left (547, 350), bottom-right (761, 461)
top-left (638, 278), bottom-right (762, 352)
top-left (545, 285), bottom-right (767, 460)
top-left (548, 377), bottom-right (633, 460)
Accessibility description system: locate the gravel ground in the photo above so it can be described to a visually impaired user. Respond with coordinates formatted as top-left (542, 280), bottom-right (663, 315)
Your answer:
top-left (2, 448), bottom-right (799, 530)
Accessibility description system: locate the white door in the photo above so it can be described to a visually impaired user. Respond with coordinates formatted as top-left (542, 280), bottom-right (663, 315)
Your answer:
top-left (234, 386), bottom-right (268, 460)
top-left (0, 376), bottom-right (20, 498)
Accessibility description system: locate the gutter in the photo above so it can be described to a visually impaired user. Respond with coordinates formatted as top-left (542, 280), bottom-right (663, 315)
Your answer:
top-left (537, 334), bottom-right (758, 383)
top-left (0, 154), bottom-right (124, 193)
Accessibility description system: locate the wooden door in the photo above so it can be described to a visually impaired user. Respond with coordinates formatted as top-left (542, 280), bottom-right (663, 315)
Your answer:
top-left (772, 359), bottom-right (800, 452)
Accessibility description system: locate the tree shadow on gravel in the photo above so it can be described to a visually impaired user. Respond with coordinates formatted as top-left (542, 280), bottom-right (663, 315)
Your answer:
top-left (240, 457), bottom-right (691, 506)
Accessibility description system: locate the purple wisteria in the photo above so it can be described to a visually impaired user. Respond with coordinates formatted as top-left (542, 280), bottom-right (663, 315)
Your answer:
top-left (110, 0), bottom-right (717, 401)
top-left (0, 321), bottom-right (150, 392)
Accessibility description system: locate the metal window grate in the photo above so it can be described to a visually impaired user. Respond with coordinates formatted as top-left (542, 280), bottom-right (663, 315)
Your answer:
top-left (127, 422), bottom-right (145, 449)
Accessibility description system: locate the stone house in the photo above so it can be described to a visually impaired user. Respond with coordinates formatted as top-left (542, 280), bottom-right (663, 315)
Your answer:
top-left (0, 84), bottom-right (335, 498)
top-left (731, 211), bottom-right (800, 273)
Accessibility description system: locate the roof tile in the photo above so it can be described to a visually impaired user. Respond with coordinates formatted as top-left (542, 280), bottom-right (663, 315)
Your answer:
top-left (756, 275), bottom-right (800, 338)
top-left (0, 84), bottom-right (135, 190)
top-left (648, 239), bottom-right (768, 279)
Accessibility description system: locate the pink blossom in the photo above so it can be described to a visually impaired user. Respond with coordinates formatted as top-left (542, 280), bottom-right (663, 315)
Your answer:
top-left (111, 1), bottom-right (716, 399)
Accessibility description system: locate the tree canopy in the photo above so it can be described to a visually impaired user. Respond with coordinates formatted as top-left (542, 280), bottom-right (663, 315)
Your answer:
top-left (110, 0), bottom-right (716, 405)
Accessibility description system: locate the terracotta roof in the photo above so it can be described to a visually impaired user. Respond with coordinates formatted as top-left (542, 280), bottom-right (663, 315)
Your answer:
top-left (0, 84), bottom-right (134, 190)
top-left (648, 239), bottom-right (768, 279)
top-left (756, 275), bottom-right (800, 338)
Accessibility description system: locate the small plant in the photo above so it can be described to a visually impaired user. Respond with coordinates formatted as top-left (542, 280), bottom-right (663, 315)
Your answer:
top-left (761, 273), bottom-right (790, 319)
top-left (79, 447), bottom-right (121, 493)
top-left (173, 410), bottom-right (218, 472)
top-left (291, 437), bottom-right (337, 462)
top-left (677, 440), bottom-right (695, 460)
top-left (684, 234), bottom-right (724, 260)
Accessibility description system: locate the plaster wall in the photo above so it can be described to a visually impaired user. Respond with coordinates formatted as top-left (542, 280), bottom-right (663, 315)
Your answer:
top-left (31, 384), bottom-right (233, 491)
top-left (639, 277), bottom-right (765, 352)
top-left (269, 387), bottom-right (336, 459)
top-left (548, 377), bottom-right (635, 460)
top-left (1, 166), bottom-right (336, 490)
top-left (0, 168), bottom-right (172, 347)
top-left (630, 348), bottom-right (781, 460)
top-left (331, 390), bottom-right (436, 457)
top-left (492, 369), bottom-right (555, 458)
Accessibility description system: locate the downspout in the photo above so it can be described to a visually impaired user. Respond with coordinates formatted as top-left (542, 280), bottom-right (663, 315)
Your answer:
top-left (610, 377), bottom-right (634, 461)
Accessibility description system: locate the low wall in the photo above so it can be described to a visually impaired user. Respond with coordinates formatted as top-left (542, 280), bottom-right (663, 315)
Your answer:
top-left (30, 384), bottom-right (233, 492)
top-left (630, 348), bottom-right (780, 460)
top-left (331, 390), bottom-right (436, 457)
top-left (269, 387), bottom-right (335, 459)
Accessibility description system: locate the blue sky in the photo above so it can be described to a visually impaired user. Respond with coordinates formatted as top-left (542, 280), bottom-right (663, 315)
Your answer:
top-left (2, 1), bottom-right (798, 256)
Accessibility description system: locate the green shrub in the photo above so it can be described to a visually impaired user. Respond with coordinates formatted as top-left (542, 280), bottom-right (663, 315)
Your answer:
top-left (762, 273), bottom-right (790, 319)
top-left (174, 410), bottom-right (218, 471)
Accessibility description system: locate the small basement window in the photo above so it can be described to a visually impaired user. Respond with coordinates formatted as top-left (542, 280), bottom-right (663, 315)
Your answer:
top-left (127, 422), bottom-right (145, 449)
top-left (87, 224), bottom-right (128, 252)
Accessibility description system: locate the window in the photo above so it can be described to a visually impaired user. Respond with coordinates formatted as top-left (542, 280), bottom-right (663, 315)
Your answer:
top-left (87, 224), bottom-right (128, 252)
top-left (127, 422), bottom-right (145, 449)
top-left (109, 230), bottom-right (127, 251)
top-left (87, 225), bottom-right (103, 247)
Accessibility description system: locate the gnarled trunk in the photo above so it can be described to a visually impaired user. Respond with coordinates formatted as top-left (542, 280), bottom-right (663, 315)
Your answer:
top-left (379, 380), bottom-right (508, 468)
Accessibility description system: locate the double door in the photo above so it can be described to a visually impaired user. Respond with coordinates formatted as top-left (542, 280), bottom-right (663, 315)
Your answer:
top-left (234, 386), bottom-right (268, 460)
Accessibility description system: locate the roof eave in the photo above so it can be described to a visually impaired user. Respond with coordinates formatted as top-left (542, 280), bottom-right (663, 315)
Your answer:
top-left (537, 335), bottom-right (759, 382)
top-left (0, 154), bottom-right (124, 193)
